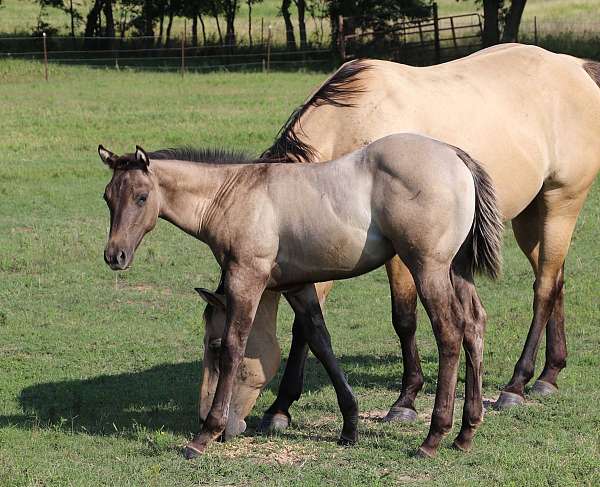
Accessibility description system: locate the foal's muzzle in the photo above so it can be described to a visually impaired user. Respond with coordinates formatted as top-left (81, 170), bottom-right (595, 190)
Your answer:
top-left (104, 245), bottom-right (130, 271)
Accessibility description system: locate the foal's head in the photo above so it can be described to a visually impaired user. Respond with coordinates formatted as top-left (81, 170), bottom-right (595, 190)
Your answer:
top-left (98, 145), bottom-right (159, 270)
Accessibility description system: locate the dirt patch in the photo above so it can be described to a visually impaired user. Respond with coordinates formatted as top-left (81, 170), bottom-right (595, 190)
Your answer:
top-left (12, 226), bottom-right (34, 233)
top-left (359, 410), bottom-right (388, 422)
top-left (214, 437), bottom-right (316, 466)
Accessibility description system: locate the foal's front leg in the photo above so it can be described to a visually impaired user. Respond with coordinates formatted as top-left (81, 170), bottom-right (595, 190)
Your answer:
top-left (185, 265), bottom-right (268, 459)
top-left (285, 284), bottom-right (359, 445)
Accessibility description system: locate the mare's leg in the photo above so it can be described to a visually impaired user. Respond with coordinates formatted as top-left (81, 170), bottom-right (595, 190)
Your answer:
top-left (285, 284), bottom-right (359, 445)
top-left (383, 255), bottom-right (424, 423)
top-left (258, 281), bottom-right (333, 432)
top-left (496, 188), bottom-right (589, 408)
top-left (185, 266), bottom-right (268, 458)
top-left (451, 267), bottom-right (487, 452)
top-left (533, 264), bottom-right (566, 396)
top-left (411, 265), bottom-right (465, 458)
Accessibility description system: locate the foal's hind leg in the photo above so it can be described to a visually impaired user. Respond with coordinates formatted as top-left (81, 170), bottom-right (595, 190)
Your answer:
top-left (258, 281), bottom-right (333, 433)
top-left (451, 269), bottom-right (487, 452)
top-left (284, 284), bottom-right (359, 445)
top-left (411, 265), bottom-right (465, 458)
top-left (383, 256), bottom-right (423, 423)
top-left (496, 187), bottom-right (590, 407)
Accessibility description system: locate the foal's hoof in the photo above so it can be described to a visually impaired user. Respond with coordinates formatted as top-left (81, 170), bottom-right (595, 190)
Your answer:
top-left (383, 406), bottom-right (418, 423)
top-left (530, 380), bottom-right (558, 397)
top-left (256, 412), bottom-right (290, 433)
top-left (415, 446), bottom-right (436, 459)
top-left (494, 391), bottom-right (525, 410)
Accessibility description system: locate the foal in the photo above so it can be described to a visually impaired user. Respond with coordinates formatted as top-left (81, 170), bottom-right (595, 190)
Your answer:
top-left (99, 133), bottom-right (502, 458)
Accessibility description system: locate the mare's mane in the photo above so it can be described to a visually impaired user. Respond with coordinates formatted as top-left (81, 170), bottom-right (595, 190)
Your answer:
top-left (262, 59), bottom-right (372, 163)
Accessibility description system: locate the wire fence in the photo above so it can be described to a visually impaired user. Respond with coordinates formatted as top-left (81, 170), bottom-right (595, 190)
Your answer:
top-left (0, 32), bottom-right (336, 78)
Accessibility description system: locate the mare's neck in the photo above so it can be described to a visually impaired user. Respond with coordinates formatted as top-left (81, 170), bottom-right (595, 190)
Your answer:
top-left (152, 158), bottom-right (240, 242)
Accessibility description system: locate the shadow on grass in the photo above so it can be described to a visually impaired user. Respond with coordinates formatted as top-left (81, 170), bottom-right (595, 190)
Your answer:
top-left (0, 352), bottom-right (439, 437)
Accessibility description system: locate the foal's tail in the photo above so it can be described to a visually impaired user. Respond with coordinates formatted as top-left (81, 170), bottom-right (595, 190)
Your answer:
top-left (454, 147), bottom-right (504, 280)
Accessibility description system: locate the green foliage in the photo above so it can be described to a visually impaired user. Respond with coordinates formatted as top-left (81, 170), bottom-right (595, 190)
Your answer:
top-left (0, 60), bottom-right (599, 485)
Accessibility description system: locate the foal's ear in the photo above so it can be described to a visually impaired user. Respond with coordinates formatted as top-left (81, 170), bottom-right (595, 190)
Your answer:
top-left (98, 145), bottom-right (115, 165)
top-left (135, 145), bottom-right (150, 169)
top-left (195, 288), bottom-right (227, 310)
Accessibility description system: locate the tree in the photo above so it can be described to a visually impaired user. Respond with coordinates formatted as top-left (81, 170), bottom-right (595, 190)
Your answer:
top-left (327, 0), bottom-right (431, 45)
top-left (481, 0), bottom-right (500, 47)
top-left (469, 1), bottom-right (529, 46)
top-left (293, 0), bottom-right (307, 48)
top-left (36, 0), bottom-right (83, 37)
top-left (222, 0), bottom-right (239, 45)
top-left (246, 0), bottom-right (263, 46)
top-left (501, 0), bottom-right (527, 42)
top-left (281, 0), bottom-right (296, 49)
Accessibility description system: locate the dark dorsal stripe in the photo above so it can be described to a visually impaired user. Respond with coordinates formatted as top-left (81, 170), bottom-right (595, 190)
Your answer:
top-left (262, 59), bottom-right (372, 163)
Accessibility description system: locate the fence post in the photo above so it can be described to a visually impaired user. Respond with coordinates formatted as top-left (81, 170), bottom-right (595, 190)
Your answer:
top-left (261, 17), bottom-right (264, 45)
top-left (181, 19), bottom-right (186, 78)
top-left (534, 16), bottom-right (538, 45)
top-left (42, 32), bottom-right (48, 81)
top-left (338, 15), bottom-right (346, 61)
top-left (266, 25), bottom-right (272, 73)
top-left (432, 2), bottom-right (440, 64)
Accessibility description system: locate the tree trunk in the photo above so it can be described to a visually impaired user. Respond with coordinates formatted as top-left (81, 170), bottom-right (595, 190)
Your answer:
top-left (103, 0), bottom-right (115, 37)
top-left (143, 0), bottom-right (154, 37)
top-left (248, 1), bottom-right (252, 46)
top-left (212, 2), bottom-right (224, 45)
top-left (502, 0), bottom-right (527, 42)
top-left (224, 0), bottom-right (238, 46)
top-left (295, 0), bottom-right (307, 49)
top-left (84, 0), bottom-right (103, 38)
top-left (166, 10), bottom-right (174, 45)
top-left (199, 14), bottom-right (207, 45)
top-left (192, 15), bottom-right (198, 46)
top-left (69, 0), bottom-right (75, 37)
top-left (159, 14), bottom-right (164, 44)
top-left (281, 0), bottom-right (296, 50)
top-left (482, 0), bottom-right (500, 47)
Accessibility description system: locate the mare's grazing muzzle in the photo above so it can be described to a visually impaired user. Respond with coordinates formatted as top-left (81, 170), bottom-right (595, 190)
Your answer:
top-left (104, 244), bottom-right (131, 270)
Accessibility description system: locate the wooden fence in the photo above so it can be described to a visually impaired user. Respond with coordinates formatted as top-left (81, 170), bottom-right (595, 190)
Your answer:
top-left (340, 8), bottom-right (484, 65)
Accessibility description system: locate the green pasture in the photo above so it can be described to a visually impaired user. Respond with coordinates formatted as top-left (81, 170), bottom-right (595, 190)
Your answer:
top-left (0, 60), bottom-right (599, 486)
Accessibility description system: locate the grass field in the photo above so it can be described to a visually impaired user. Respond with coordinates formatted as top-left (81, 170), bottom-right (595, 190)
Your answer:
top-left (0, 60), bottom-right (599, 486)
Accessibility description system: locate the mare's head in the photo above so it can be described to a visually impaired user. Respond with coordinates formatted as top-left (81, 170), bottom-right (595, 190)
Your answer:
top-left (98, 145), bottom-right (159, 270)
top-left (195, 287), bottom-right (281, 439)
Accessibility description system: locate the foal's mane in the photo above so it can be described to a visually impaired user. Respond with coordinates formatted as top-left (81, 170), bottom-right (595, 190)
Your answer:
top-left (149, 147), bottom-right (257, 165)
top-left (262, 59), bottom-right (372, 163)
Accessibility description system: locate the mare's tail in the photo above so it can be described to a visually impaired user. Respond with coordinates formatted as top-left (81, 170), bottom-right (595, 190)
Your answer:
top-left (454, 147), bottom-right (504, 279)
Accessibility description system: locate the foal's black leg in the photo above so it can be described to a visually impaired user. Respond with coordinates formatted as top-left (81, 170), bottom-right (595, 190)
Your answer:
top-left (285, 284), bottom-right (359, 445)
top-left (257, 317), bottom-right (309, 432)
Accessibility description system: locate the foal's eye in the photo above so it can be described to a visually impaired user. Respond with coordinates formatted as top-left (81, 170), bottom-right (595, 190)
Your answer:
top-left (136, 194), bottom-right (148, 206)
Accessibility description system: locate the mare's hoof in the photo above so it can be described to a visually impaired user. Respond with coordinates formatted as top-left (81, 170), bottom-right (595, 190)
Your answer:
top-left (415, 446), bottom-right (436, 459)
top-left (383, 406), bottom-right (417, 423)
top-left (256, 412), bottom-right (290, 433)
top-left (494, 391), bottom-right (524, 410)
top-left (183, 444), bottom-right (204, 460)
top-left (530, 380), bottom-right (558, 397)
top-left (337, 434), bottom-right (357, 446)
top-left (452, 438), bottom-right (472, 453)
